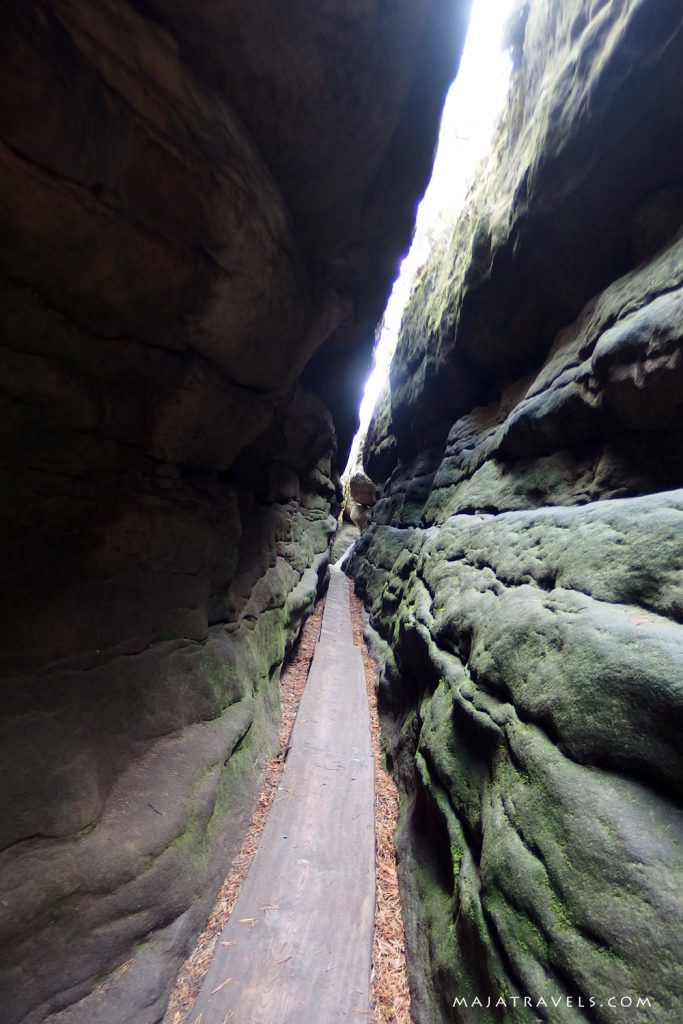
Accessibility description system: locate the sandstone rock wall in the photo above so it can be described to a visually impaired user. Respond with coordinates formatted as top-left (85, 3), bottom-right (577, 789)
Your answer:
top-left (351, 2), bottom-right (683, 1020)
top-left (386, 0), bottom-right (683, 454)
top-left (0, 1), bottom-right (466, 1020)
top-left (348, 470), bottom-right (380, 531)
top-left (363, 385), bottom-right (398, 484)
top-left (1, 354), bottom-right (338, 1023)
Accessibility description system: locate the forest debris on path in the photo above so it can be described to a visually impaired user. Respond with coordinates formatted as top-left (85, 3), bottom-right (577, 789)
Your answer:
top-left (163, 597), bottom-right (324, 1024)
top-left (350, 587), bottom-right (412, 1024)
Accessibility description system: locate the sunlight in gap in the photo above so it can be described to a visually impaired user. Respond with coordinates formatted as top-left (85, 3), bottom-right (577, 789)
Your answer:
top-left (343, 0), bottom-right (516, 478)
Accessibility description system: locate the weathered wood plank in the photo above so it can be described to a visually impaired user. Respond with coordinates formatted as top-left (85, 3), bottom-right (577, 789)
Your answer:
top-left (189, 566), bottom-right (375, 1023)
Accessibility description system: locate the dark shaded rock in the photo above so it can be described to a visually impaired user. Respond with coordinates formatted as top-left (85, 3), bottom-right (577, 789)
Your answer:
top-left (632, 184), bottom-right (683, 266)
top-left (0, 1), bottom-right (467, 1020)
top-left (363, 386), bottom-right (399, 484)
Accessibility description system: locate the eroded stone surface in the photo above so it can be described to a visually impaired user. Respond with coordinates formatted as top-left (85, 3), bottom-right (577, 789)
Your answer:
top-left (351, 2), bottom-right (683, 1021)
top-left (0, 2), bottom-right (465, 1020)
top-left (384, 0), bottom-right (683, 453)
top-left (350, 491), bottom-right (683, 1023)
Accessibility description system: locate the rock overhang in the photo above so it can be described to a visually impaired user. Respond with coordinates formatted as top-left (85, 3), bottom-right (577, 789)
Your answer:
top-left (0, 0), bottom-right (471, 471)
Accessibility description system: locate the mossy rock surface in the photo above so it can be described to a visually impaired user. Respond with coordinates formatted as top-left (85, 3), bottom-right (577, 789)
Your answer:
top-left (348, 7), bottom-right (683, 1015)
top-left (350, 486), bottom-right (683, 1022)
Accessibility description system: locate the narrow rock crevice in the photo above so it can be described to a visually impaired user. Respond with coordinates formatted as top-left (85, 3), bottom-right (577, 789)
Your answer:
top-left (3, 0), bottom-right (683, 1021)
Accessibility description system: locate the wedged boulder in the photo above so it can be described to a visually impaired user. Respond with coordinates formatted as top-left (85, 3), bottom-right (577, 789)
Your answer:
top-left (349, 470), bottom-right (379, 508)
top-left (342, 444), bottom-right (382, 533)
top-left (346, 473), bottom-right (379, 532)
top-left (348, 499), bottom-right (373, 532)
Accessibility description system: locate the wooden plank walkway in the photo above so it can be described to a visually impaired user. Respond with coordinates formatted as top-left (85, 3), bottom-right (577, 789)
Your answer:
top-left (189, 566), bottom-right (375, 1024)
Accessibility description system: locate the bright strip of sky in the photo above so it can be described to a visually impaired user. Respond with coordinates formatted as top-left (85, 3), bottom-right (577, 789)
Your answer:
top-left (345, 0), bottom-right (515, 476)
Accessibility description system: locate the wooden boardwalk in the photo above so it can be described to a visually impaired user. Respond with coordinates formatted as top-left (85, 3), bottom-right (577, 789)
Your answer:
top-left (189, 566), bottom-right (375, 1024)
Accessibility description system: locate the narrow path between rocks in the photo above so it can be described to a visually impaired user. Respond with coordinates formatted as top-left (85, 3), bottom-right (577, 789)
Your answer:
top-left (187, 566), bottom-right (375, 1023)
top-left (164, 600), bottom-right (325, 1023)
